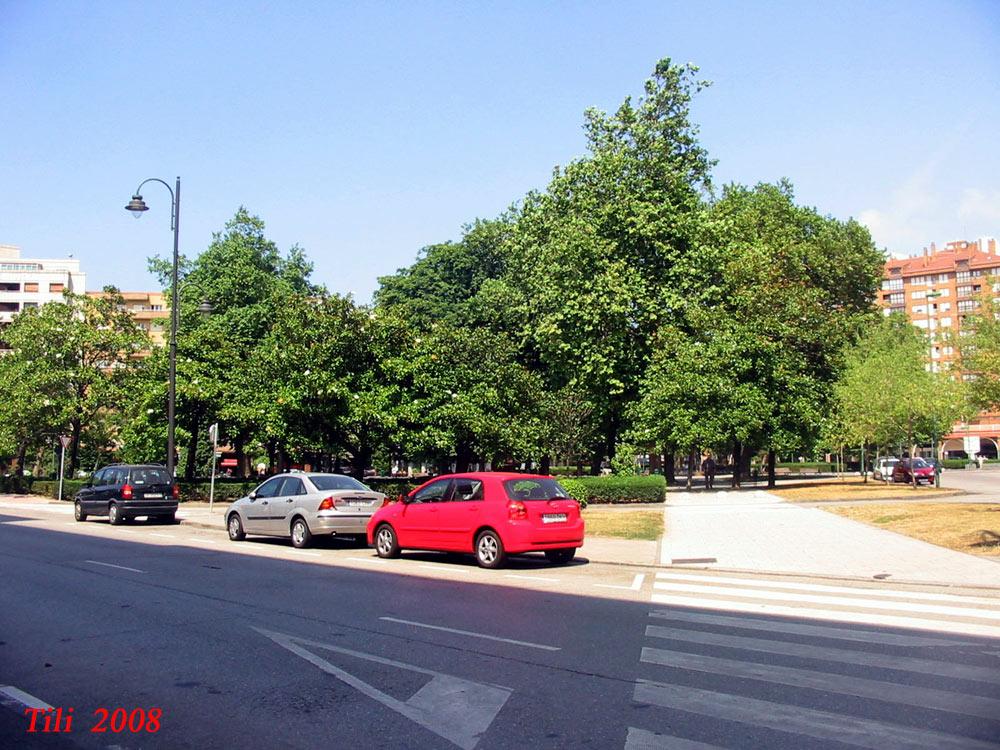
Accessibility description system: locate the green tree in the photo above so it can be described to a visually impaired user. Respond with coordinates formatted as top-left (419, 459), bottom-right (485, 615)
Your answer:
top-left (831, 315), bottom-right (968, 484)
top-left (957, 275), bottom-right (1000, 411)
top-left (0, 289), bottom-right (149, 474)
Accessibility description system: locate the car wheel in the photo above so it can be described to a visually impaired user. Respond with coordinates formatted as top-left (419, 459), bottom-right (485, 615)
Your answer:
top-left (374, 524), bottom-right (400, 558)
top-left (290, 518), bottom-right (312, 549)
top-left (544, 548), bottom-right (576, 565)
top-left (475, 530), bottom-right (506, 569)
top-left (74, 501), bottom-right (87, 522)
top-left (227, 513), bottom-right (246, 541)
top-left (108, 503), bottom-right (122, 525)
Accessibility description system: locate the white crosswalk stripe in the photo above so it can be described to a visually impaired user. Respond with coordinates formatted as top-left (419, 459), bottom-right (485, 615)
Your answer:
top-left (628, 571), bottom-right (1000, 749)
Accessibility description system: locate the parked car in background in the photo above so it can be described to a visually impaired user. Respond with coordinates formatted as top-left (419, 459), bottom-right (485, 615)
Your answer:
top-left (74, 464), bottom-right (179, 525)
top-left (892, 457), bottom-right (935, 485)
top-left (367, 472), bottom-right (585, 568)
top-left (872, 457), bottom-right (899, 481)
top-left (225, 472), bottom-right (386, 548)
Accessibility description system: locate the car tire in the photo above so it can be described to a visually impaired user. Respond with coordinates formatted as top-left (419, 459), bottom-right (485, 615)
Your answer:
top-left (290, 517), bottom-right (312, 549)
top-left (475, 530), bottom-right (506, 569)
top-left (108, 503), bottom-right (123, 525)
top-left (374, 524), bottom-right (400, 559)
top-left (227, 513), bottom-right (246, 541)
top-left (74, 501), bottom-right (87, 522)
top-left (544, 548), bottom-right (576, 565)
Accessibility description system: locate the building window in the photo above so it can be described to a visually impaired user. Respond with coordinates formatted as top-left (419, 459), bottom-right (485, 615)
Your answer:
top-left (22, 302), bottom-right (38, 309)
top-left (939, 303), bottom-right (951, 312)
top-left (940, 317), bottom-right (952, 326)
top-left (958, 300), bottom-right (979, 312)
top-left (0, 282), bottom-right (20, 292)
top-left (0, 302), bottom-right (19, 312)
top-left (957, 286), bottom-right (973, 297)
top-left (24, 282), bottom-right (38, 292)
top-left (49, 283), bottom-right (64, 293)
top-left (0, 262), bottom-right (42, 272)
top-left (885, 293), bottom-right (904, 305)
top-left (882, 279), bottom-right (903, 291)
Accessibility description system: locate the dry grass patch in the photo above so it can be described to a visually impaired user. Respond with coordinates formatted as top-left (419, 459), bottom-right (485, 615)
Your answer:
top-left (771, 476), bottom-right (962, 503)
top-left (826, 503), bottom-right (1000, 557)
top-left (582, 508), bottom-right (663, 541)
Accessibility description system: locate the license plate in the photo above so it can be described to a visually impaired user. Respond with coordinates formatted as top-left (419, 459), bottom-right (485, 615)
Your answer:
top-left (144, 493), bottom-right (163, 499)
top-left (543, 513), bottom-right (567, 524)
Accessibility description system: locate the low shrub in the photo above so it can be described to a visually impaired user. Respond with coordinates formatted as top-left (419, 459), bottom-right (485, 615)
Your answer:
top-left (30, 479), bottom-right (88, 499)
top-left (558, 475), bottom-right (665, 507)
top-left (774, 462), bottom-right (835, 473)
top-left (942, 459), bottom-right (967, 470)
top-left (0, 474), bottom-right (33, 494)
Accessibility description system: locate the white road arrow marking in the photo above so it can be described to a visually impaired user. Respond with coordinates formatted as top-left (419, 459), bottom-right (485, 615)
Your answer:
top-left (253, 626), bottom-right (511, 750)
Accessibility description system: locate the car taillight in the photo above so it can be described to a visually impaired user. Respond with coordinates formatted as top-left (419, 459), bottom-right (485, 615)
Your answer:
top-left (121, 484), bottom-right (133, 500)
top-left (171, 484), bottom-right (180, 500)
top-left (508, 500), bottom-right (527, 520)
top-left (318, 496), bottom-right (334, 511)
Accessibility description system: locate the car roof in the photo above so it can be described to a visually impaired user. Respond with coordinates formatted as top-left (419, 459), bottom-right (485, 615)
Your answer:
top-left (435, 472), bottom-right (558, 481)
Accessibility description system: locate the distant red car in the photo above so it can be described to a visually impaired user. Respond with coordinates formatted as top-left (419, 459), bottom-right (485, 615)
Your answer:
top-left (366, 472), bottom-right (585, 568)
top-left (891, 458), bottom-right (935, 485)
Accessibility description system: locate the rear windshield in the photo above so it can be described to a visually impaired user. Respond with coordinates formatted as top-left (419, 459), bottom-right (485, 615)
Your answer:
top-left (503, 478), bottom-right (572, 501)
top-left (129, 468), bottom-right (172, 486)
top-left (309, 475), bottom-right (370, 492)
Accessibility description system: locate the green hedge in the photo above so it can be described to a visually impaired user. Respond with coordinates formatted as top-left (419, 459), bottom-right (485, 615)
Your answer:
top-left (0, 475), bottom-right (33, 494)
top-left (558, 475), bottom-right (665, 507)
top-left (942, 459), bottom-right (968, 470)
top-left (28, 480), bottom-right (89, 499)
top-left (774, 462), bottom-right (835, 473)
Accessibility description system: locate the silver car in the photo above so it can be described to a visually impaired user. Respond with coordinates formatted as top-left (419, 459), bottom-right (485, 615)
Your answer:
top-left (225, 472), bottom-right (386, 548)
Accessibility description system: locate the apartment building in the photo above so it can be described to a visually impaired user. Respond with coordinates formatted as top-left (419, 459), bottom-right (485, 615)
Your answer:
top-left (0, 245), bottom-right (87, 351)
top-left (881, 238), bottom-right (1000, 458)
top-left (86, 290), bottom-right (169, 348)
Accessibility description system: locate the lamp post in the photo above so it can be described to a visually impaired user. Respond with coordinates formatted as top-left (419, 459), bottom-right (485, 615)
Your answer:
top-left (927, 288), bottom-right (943, 487)
top-left (126, 177), bottom-right (181, 477)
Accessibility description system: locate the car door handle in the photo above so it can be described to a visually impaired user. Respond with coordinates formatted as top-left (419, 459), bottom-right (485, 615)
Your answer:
top-left (286, 499), bottom-right (293, 503)
top-left (261, 501), bottom-right (269, 505)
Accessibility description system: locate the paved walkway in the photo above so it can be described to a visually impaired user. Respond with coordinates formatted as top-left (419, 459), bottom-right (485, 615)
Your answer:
top-left (660, 489), bottom-right (1000, 588)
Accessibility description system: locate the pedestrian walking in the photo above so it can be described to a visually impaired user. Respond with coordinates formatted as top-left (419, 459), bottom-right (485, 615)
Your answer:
top-left (701, 454), bottom-right (716, 490)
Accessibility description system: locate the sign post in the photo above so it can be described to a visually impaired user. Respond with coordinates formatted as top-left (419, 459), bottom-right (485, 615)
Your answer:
top-left (57, 435), bottom-right (71, 502)
top-left (207, 423), bottom-right (219, 512)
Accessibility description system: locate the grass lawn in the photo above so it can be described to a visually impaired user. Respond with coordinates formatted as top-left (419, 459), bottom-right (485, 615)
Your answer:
top-left (771, 476), bottom-right (963, 502)
top-left (582, 507), bottom-right (663, 541)
top-left (825, 502), bottom-right (1000, 557)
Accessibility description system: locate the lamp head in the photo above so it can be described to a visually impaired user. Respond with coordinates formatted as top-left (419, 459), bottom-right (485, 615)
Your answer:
top-left (125, 195), bottom-right (149, 218)
top-left (197, 299), bottom-right (215, 317)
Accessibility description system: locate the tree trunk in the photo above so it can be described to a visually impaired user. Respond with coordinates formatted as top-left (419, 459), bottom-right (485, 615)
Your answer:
top-left (738, 448), bottom-right (752, 482)
top-left (351, 444), bottom-right (372, 480)
top-left (862, 443), bottom-right (867, 483)
top-left (730, 441), bottom-right (742, 489)
top-left (235, 435), bottom-right (248, 478)
top-left (68, 418), bottom-right (82, 476)
top-left (766, 449), bottom-right (776, 489)
top-left (184, 413), bottom-right (201, 481)
top-left (540, 455), bottom-right (551, 475)
top-left (686, 449), bottom-right (695, 490)
top-left (590, 448), bottom-right (603, 476)
top-left (665, 450), bottom-right (675, 486)
top-left (14, 441), bottom-right (28, 477)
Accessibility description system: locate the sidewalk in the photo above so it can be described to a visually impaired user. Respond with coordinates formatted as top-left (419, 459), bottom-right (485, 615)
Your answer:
top-left (660, 489), bottom-right (1000, 589)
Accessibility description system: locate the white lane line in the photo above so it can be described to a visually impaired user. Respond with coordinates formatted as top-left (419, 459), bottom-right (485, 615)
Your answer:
top-left (648, 609), bottom-right (973, 648)
top-left (650, 595), bottom-right (1000, 639)
top-left (625, 727), bottom-right (723, 749)
top-left (641, 646), bottom-right (1000, 720)
top-left (193, 537), bottom-right (218, 544)
top-left (0, 685), bottom-right (53, 710)
top-left (148, 533), bottom-right (176, 539)
top-left (634, 679), bottom-right (997, 750)
top-left (595, 573), bottom-right (646, 591)
top-left (503, 574), bottom-right (560, 583)
top-left (651, 581), bottom-right (1000, 620)
top-left (654, 572), bottom-right (1000, 607)
top-left (646, 624), bottom-right (1000, 683)
top-left (290, 550), bottom-right (322, 557)
top-left (84, 560), bottom-right (145, 573)
top-left (347, 556), bottom-right (388, 565)
top-left (379, 617), bottom-right (560, 651)
top-left (418, 564), bottom-right (472, 574)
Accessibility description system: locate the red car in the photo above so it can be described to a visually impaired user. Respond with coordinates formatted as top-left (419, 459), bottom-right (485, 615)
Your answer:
top-left (366, 472), bottom-right (585, 568)
top-left (891, 457), bottom-right (935, 485)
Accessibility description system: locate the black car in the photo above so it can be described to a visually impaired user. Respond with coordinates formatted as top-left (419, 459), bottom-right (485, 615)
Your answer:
top-left (74, 464), bottom-right (179, 525)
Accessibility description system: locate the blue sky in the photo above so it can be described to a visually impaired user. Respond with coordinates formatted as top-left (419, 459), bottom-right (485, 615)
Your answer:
top-left (2, 1), bottom-right (998, 302)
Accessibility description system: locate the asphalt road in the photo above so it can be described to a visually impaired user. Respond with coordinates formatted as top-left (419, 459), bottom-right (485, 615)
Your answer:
top-left (1, 507), bottom-right (999, 749)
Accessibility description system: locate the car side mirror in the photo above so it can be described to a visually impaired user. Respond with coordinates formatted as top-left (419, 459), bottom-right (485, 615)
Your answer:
top-left (248, 491), bottom-right (258, 500)
top-left (397, 493), bottom-right (407, 504)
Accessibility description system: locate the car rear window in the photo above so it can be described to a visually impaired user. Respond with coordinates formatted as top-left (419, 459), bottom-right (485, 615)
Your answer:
top-left (503, 478), bottom-right (571, 501)
top-left (129, 468), bottom-right (172, 486)
top-left (309, 475), bottom-right (370, 491)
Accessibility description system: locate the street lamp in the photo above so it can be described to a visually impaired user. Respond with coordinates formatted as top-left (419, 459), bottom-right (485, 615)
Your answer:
top-left (126, 177), bottom-right (181, 477)
top-left (927, 288), bottom-right (943, 487)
